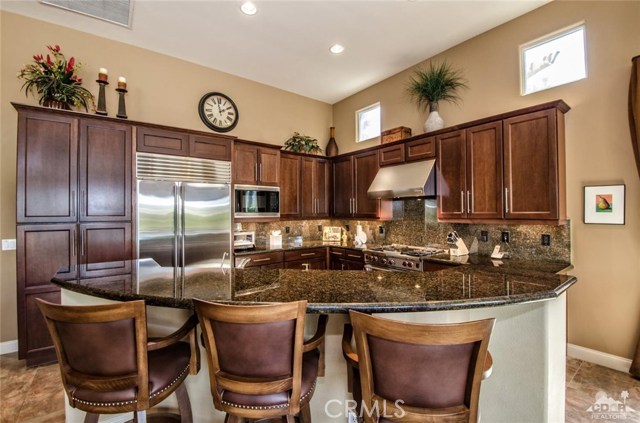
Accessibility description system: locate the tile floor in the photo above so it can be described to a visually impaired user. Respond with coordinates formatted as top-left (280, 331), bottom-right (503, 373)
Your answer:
top-left (2, 353), bottom-right (640, 422)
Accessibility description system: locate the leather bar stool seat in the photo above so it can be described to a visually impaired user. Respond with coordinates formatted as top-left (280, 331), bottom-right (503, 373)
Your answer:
top-left (37, 299), bottom-right (200, 423)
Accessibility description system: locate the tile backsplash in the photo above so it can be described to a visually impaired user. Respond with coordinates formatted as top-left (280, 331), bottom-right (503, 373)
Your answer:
top-left (242, 198), bottom-right (571, 262)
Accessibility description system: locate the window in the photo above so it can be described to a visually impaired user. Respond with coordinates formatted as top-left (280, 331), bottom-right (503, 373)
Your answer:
top-left (520, 22), bottom-right (587, 95)
top-left (356, 103), bottom-right (380, 142)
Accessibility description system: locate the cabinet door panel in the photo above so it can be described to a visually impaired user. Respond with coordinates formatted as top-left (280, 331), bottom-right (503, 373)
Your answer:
top-left (437, 130), bottom-right (466, 219)
top-left (314, 159), bottom-right (330, 217)
top-left (353, 151), bottom-right (379, 218)
top-left (258, 148), bottom-right (280, 186)
top-left (406, 136), bottom-right (436, 161)
top-left (301, 158), bottom-right (315, 216)
top-left (379, 144), bottom-right (405, 166)
top-left (80, 120), bottom-right (132, 221)
top-left (280, 154), bottom-right (301, 218)
top-left (17, 224), bottom-right (75, 365)
top-left (80, 223), bottom-right (132, 278)
top-left (466, 122), bottom-right (503, 219)
top-left (234, 144), bottom-right (259, 185)
top-left (332, 157), bottom-right (354, 217)
top-left (284, 257), bottom-right (326, 270)
top-left (137, 126), bottom-right (189, 156)
top-left (17, 113), bottom-right (78, 223)
top-left (190, 135), bottom-right (232, 161)
top-left (503, 109), bottom-right (558, 220)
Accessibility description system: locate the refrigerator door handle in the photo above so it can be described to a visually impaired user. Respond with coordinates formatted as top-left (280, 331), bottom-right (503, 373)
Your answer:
top-left (173, 184), bottom-right (179, 284)
top-left (220, 251), bottom-right (228, 269)
top-left (180, 184), bottom-right (186, 286)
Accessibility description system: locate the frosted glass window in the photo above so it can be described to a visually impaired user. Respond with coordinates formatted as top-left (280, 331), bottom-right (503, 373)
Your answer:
top-left (356, 103), bottom-right (380, 142)
top-left (520, 23), bottom-right (587, 95)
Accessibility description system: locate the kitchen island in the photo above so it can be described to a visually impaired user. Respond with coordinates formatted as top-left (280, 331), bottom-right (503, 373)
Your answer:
top-left (52, 259), bottom-right (575, 423)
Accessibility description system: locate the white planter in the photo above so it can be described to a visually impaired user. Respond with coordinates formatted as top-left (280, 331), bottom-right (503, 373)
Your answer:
top-left (424, 110), bottom-right (444, 132)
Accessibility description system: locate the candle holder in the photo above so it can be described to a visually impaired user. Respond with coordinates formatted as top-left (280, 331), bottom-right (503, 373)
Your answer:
top-left (116, 87), bottom-right (128, 119)
top-left (95, 80), bottom-right (109, 115)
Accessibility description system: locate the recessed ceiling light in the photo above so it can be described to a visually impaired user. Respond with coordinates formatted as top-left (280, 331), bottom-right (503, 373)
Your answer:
top-left (330, 44), bottom-right (345, 54)
top-left (240, 1), bottom-right (257, 15)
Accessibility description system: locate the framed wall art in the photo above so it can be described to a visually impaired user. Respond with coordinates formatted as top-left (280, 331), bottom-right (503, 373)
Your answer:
top-left (583, 184), bottom-right (626, 225)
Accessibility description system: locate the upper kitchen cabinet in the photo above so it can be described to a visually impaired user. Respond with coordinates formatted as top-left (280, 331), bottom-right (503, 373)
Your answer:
top-left (17, 111), bottom-right (78, 223)
top-left (503, 108), bottom-right (565, 221)
top-left (302, 157), bottom-right (330, 218)
top-left (137, 126), bottom-right (233, 161)
top-left (437, 122), bottom-right (503, 220)
top-left (279, 153), bottom-right (302, 218)
top-left (234, 141), bottom-right (280, 186)
top-left (79, 119), bottom-right (132, 221)
top-left (333, 150), bottom-right (385, 219)
top-left (436, 100), bottom-right (569, 223)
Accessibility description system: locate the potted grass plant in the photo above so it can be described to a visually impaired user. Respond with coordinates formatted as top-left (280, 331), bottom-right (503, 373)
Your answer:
top-left (407, 61), bottom-right (468, 132)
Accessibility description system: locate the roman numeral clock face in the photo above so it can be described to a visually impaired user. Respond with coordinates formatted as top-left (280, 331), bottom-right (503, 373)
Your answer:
top-left (198, 92), bottom-right (239, 132)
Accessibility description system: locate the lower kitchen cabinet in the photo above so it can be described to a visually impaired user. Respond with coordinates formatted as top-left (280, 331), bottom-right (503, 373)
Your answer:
top-left (235, 251), bottom-right (284, 269)
top-left (80, 223), bottom-right (132, 278)
top-left (329, 247), bottom-right (364, 270)
top-left (285, 257), bottom-right (326, 270)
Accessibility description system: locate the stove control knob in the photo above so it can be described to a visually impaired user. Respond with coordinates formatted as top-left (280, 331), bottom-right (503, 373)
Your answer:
top-left (381, 258), bottom-right (387, 264)
top-left (407, 262), bottom-right (413, 268)
top-left (373, 256), bottom-right (379, 262)
top-left (388, 259), bottom-right (395, 265)
top-left (402, 261), bottom-right (408, 267)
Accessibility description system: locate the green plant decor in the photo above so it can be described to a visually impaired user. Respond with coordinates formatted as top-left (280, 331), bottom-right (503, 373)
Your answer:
top-left (284, 132), bottom-right (323, 154)
top-left (407, 61), bottom-right (468, 111)
top-left (18, 44), bottom-right (94, 111)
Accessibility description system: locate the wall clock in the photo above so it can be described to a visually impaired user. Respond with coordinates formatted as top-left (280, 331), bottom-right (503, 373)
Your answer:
top-left (198, 92), bottom-right (239, 132)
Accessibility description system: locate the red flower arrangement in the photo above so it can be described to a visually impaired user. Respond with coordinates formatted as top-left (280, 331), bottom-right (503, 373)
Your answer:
top-left (18, 44), bottom-right (94, 110)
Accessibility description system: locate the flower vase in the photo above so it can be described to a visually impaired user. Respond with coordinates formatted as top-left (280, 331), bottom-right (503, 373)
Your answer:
top-left (326, 127), bottom-right (339, 157)
top-left (424, 101), bottom-right (444, 133)
top-left (42, 99), bottom-right (71, 110)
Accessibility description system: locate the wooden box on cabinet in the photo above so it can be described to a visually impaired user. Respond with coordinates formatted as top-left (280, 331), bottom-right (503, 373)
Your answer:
top-left (381, 126), bottom-right (411, 144)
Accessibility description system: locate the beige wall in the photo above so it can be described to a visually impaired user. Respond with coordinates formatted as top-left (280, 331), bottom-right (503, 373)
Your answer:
top-left (0, 11), bottom-right (332, 342)
top-left (334, 1), bottom-right (640, 358)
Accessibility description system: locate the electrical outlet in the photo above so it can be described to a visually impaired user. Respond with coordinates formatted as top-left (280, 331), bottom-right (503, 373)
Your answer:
top-left (285, 226), bottom-right (290, 234)
top-left (345, 224), bottom-right (350, 232)
top-left (480, 230), bottom-right (488, 242)
top-left (541, 234), bottom-right (551, 246)
top-left (378, 226), bottom-right (385, 235)
top-left (501, 231), bottom-right (510, 243)
top-left (317, 224), bottom-right (323, 232)
top-left (2, 239), bottom-right (16, 251)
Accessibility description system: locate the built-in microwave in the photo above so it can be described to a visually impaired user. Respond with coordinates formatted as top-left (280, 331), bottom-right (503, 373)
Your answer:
top-left (234, 185), bottom-right (280, 218)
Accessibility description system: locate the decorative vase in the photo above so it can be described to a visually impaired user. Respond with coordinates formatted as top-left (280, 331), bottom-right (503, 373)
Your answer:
top-left (424, 101), bottom-right (444, 133)
top-left (326, 127), bottom-right (339, 157)
top-left (42, 98), bottom-right (71, 110)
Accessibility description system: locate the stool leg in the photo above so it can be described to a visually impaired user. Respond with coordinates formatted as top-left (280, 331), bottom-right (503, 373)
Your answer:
top-left (176, 383), bottom-right (193, 423)
top-left (83, 413), bottom-right (99, 423)
top-left (299, 403), bottom-right (312, 423)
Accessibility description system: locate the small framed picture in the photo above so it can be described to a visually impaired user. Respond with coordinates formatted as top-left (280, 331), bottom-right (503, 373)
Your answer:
top-left (583, 184), bottom-right (626, 225)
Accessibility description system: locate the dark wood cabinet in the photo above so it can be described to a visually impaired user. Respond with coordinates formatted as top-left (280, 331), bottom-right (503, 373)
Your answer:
top-left (437, 122), bottom-right (504, 221)
top-left (406, 136), bottom-right (436, 162)
top-left (379, 144), bottom-right (405, 167)
top-left (235, 251), bottom-right (284, 268)
top-left (285, 258), bottom-right (326, 270)
top-left (16, 224), bottom-right (76, 365)
top-left (302, 157), bottom-right (330, 218)
top-left (14, 105), bottom-right (135, 366)
top-left (437, 129), bottom-right (467, 219)
top-left (234, 142), bottom-right (280, 186)
top-left (503, 109), bottom-right (560, 220)
top-left (280, 153), bottom-right (302, 218)
top-left (333, 151), bottom-right (383, 218)
top-left (17, 112), bottom-right (78, 223)
top-left (329, 247), bottom-right (364, 271)
top-left (137, 126), bottom-right (232, 161)
top-left (437, 103), bottom-right (568, 223)
top-left (79, 120), bottom-right (132, 221)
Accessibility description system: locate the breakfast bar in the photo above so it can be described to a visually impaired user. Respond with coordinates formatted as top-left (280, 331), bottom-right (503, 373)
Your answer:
top-left (52, 258), bottom-right (575, 423)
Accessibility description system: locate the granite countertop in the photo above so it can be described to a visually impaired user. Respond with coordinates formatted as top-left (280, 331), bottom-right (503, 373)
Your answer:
top-left (51, 258), bottom-right (576, 313)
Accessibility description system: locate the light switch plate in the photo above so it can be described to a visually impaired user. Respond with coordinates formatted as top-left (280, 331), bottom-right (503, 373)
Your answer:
top-left (2, 239), bottom-right (16, 251)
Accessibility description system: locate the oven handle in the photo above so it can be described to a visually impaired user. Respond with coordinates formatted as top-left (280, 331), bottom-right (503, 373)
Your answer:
top-left (364, 264), bottom-right (406, 272)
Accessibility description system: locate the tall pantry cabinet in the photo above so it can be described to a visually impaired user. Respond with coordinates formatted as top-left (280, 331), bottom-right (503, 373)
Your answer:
top-left (14, 104), bottom-right (133, 366)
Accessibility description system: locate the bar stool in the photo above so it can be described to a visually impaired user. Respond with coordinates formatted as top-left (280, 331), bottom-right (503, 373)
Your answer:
top-left (194, 299), bottom-right (327, 423)
top-left (346, 311), bottom-right (495, 423)
top-left (37, 299), bottom-right (200, 423)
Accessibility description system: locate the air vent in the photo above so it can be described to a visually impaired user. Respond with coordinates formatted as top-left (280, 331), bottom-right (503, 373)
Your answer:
top-left (137, 152), bottom-right (231, 184)
top-left (41, 0), bottom-right (133, 27)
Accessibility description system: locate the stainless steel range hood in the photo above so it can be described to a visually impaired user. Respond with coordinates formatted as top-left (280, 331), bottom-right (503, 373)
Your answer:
top-left (367, 159), bottom-right (436, 199)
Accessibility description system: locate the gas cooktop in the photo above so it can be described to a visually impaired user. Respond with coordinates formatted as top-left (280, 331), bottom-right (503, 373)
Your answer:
top-left (364, 245), bottom-right (447, 271)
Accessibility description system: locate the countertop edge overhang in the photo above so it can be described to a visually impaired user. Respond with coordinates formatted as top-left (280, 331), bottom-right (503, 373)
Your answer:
top-left (51, 269), bottom-right (577, 314)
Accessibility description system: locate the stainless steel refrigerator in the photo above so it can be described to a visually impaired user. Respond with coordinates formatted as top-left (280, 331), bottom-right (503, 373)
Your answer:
top-left (136, 152), bottom-right (232, 284)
